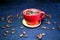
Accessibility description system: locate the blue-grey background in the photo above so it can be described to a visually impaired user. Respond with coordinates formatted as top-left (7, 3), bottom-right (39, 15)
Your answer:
top-left (0, 0), bottom-right (60, 40)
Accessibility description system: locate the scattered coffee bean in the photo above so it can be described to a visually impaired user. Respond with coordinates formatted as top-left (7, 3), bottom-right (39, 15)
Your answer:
top-left (12, 28), bottom-right (15, 31)
top-left (48, 14), bottom-right (52, 18)
top-left (53, 21), bottom-right (56, 24)
top-left (11, 31), bottom-right (15, 34)
top-left (7, 15), bottom-right (12, 18)
top-left (45, 14), bottom-right (52, 19)
top-left (41, 33), bottom-right (45, 36)
top-left (2, 26), bottom-right (5, 29)
top-left (3, 33), bottom-right (7, 36)
top-left (41, 26), bottom-right (46, 29)
top-left (58, 26), bottom-right (60, 30)
top-left (5, 30), bottom-right (8, 33)
top-left (7, 20), bottom-right (12, 24)
top-left (51, 27), bottom-right (55, 30)
top-left (16, 13), bottom-right (19, 17)
top-left (37, 34), bottom-right (42, 40)
top-left (22, 31), bottom-right (26, 35)
top-left (6, 24), bottom-right (10, 28)
top-left (20, 34), bottom-right (23, 38)
top-left (1, 17), bottom-right (4, 20)
top-left (45, 21), bottom-right (50, 24)
top-left (20, 26), bottom-right (24, 29)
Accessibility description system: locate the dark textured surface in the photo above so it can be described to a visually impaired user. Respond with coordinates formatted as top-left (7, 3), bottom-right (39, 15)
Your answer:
top-left (0, 1), bottom-right (60, 40)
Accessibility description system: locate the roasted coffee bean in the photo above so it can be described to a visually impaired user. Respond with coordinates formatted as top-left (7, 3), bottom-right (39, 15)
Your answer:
top-left (5, 30), bottom-right (8, 33)
top-left (20, 26), bottom-right (24, 29)
top-left (2, 26), bottom-right (5, 29)
top-left (53, 21), bottom-right (56, 24)
top-left (6, 24), bottom-right (10, 28)
top-left (12, 28), bottom-right (15, 31)
top-left (37, 34), bottom-right (42, 40)
top-left (22, 31), bottom-right (26, 35)
top-left (48, 14), bottom-right (52, 18)
top-left (20, 34), bottom-right (23, 38)
top-left (45, 21), bottom-right (50, 24)
top-left (41, 26), bottom-right (46, 29)
top-left (45, 14), bottom-right (52, 19)
top-left (58, 26), bottom-right (60, 30)
top-left (41, 33), bottom-right (45, 36)
top-left (11, 31), bottom-right (15, 34)
top-left (1, 17), bottom-right (5, 20)
top-left (7, 15), bottom-right (12, 18)
top-left (3, 33), bottom-right (7, 36)
top-left (51, 27), bottom-right (55, 30)
top-left (16, 13), bottom-right (19, 17)
top-left (7, 20), bottom-right (12, 23)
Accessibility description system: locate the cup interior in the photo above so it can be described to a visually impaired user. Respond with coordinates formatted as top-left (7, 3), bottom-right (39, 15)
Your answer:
top-left (23, 9), bottom-right (40, 16)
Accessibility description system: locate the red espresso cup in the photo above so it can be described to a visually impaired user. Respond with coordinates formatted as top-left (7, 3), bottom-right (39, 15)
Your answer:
top-left (22, 8), bottom-right (45, 25)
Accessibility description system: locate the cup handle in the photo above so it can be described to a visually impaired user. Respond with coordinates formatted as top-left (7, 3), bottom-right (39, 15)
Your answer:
top-left (40, 11), bottom-right (45, 20)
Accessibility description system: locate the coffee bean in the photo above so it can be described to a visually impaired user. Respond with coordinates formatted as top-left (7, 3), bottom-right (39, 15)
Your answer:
top-left (22, 31), bottom-right (26, 35)
top-left (5, 30), bottom-right (8, 33)
top-left (1, 17), bottom-right (4, 20)
top-left (58, 26), bottom-right (60, 30)
top-left (41, 33), bottom-right (45, 36)
top-left (53, 21), bottom-right (56, 24)
top-left (11, 31), bottom-right (15, 34)
top-left (20, 26), bottom-right (24, 29)
top-left (6, 24), bottom-right (10, 28)
top-left (3, 33), bottom-right (7, 36)
top-left (37, 34), bottom-right (42, 40)
top-left (7, 15), bottom-right (12, 18)
top-left (45, 21), bottom-right (50, 24)
top-left (12, 28), bottom-right (15, 31)
top-left (48, 14), bottom-right (52, 18)
top-left (16, 13), bottom-right (19, 17)
top-left (51, 27), bottom-right (55, 30)
top-left (7, 20), bottom-right (12, 24)
top-left (41, 26), bottom-right (46, 29)
top-left (20, 34), bottom-right (23, 38)
top-left (45, 14), bottom-right (52, 19)
top-left (2, 26), bottom-right (5, 29)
